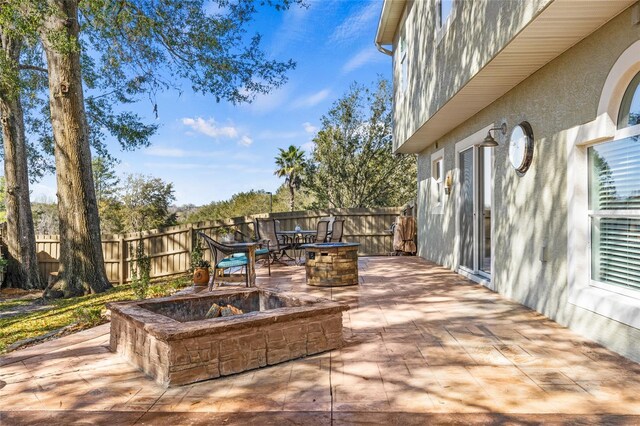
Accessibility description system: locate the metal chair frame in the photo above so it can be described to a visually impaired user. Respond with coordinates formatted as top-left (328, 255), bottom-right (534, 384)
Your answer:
top-left (313, 220), bottom-right (330, 243)
top-left (198, 232), bottom-right (260, 290)
top-left (232, 228), bottom-right (271, 276)
top-left (255, 218), bottom-right (291, 263)
top-left (328, 219), bottom-right (345, 242)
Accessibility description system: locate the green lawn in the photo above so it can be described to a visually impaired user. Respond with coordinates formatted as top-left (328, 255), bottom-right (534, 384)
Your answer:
top-left (0, 276), bottom-right (191, 354)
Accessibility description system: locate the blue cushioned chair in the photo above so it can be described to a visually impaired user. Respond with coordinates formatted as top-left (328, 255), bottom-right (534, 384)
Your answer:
top-left (198, 232), bottom-right (265, 290)
top-left (231, 229), bottom-right (271, 276)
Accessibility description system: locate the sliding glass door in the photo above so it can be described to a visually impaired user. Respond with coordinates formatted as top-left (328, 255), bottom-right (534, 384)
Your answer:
top-left (459, 147), bottom-right (492, 277)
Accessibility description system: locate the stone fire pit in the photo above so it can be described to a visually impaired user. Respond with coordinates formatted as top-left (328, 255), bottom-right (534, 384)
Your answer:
top-left (302, 242), bottom-right (360, 287)
top-left (107, 288), bottom-right (349, 387)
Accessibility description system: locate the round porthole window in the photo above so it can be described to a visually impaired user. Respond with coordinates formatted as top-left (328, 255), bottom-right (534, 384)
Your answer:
top-left (508, 122), bottom-right (534, 175)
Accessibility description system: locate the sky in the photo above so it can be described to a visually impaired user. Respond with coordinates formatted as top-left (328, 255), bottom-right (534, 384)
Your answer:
top-left (28, 0), bottom-right (392, 206)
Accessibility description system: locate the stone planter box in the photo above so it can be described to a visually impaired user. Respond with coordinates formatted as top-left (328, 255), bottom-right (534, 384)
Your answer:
top-left (108, 288), bottom-right (348, 387)
top-left (302, 242), bottom-right (360, 287)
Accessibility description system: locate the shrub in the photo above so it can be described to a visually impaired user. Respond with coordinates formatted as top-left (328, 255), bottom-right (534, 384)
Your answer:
top-left (130, 239), bottom-right (151, 299)
top-left (190, 237), bottom-right (210, 271)
top-left (168, 277), bottom-right (191, 291)
top-left (147, 284), bottom-right (169, 298)
top-left (73, 307), bottom-right (105, 327)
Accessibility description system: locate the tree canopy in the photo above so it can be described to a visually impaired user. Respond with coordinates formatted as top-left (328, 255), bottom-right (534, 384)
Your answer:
top-left (121, 174), bottom-right (177, 232)
top-left (306, 79), bottom-right (416, 208)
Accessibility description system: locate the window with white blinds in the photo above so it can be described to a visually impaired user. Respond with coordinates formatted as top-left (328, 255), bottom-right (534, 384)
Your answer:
top-left (588, 136), bottom-right (640, 290)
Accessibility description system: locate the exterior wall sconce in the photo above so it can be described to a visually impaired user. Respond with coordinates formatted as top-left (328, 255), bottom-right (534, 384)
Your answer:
top-left (478, 123), bottom-right (507, 147)
top-left (444, 171), bottom-right (453, 195)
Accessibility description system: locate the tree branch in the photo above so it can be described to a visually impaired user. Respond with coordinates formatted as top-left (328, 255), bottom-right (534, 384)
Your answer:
top-left (19, 64), bottom-right (48, 74)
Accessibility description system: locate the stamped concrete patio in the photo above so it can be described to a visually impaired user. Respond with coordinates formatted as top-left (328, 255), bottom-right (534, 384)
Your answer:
top-left (2, 257), bottom-right (640, 425)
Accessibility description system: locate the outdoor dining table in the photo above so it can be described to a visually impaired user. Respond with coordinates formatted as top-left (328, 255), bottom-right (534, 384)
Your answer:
top-left (277, 230), bottom-right (316, 265)
top-left (224, 242), bottom-right (258, 287)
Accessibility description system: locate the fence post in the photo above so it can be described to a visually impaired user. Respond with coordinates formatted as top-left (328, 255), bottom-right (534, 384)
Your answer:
top-left (187, 224), bottom-right (194, 268)
top-left (119, 235), bottom-right (125, 285)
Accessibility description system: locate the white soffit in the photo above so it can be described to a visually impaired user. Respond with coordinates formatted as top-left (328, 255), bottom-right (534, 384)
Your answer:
top-left (376, 0), bottom-right (406, 46)
top-left (398, 0), bottom-right (636, 154)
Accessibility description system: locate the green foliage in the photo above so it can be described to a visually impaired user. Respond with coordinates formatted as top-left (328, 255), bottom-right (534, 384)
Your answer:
top-left (147, 276), bottom-right (191, 298)
top-left (147, 284), bottom-right (169, 299)
top-left (279, 185), bottom-right (316, 211)
top-left (72, 306), bottom-right (105, 327)
top-left (31, 201), bottom-right (59, 235)
top-left (0, 50), bottom-right (20, 98)
top-left (97, 197), bottom-right (124, 235)
top-left (121, 174), bottom-right (177, 232)
top-left (92, 157), bottom-right (124, 233)
top-left (274, 145), bottom-right (306, 211)
top-left (184, 189), bottom-right (279, 223)
top-left (0, 257), bottom-right (8, 273)
top-left (29, 172), bottom-right (178, 235)
top-left (0, 4), bottom-right (158, 183)
top-left (306, 79), bottom-right (417, 208)
top-left (181, 184), bottom-right (317, 224)
top-left (130, 240), bottom-right (151, 299)
top-left (80, 0), bottom-right (303, 105)
top-left (167, 276), bottom-right (192, 292)
top-left (190, 237), bottom-right (211, 271)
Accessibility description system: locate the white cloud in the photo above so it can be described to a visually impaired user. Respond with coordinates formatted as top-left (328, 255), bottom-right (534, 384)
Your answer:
top-left (330, 2), bottom-right (380, 44)
top-left (292, 89), bottom-right (330, 109)
top-left (181, 117), bottom-right (238, 139)
top-left (302, 122), bottom-right (318, 134)
top-left (239, 135), bottom-right (253, 147)
top-left (342, 47), bottom-right (384, 74)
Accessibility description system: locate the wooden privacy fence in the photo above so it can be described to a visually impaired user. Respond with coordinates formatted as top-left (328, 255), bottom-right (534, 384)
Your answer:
top-left (3, 207), bottom-right (402, 284)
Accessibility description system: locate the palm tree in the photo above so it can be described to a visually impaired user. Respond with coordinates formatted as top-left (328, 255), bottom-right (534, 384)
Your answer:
top-left (274, 145), bottom-right (306, 211)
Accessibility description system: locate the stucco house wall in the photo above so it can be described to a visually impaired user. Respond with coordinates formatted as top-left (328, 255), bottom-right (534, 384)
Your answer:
top-left (392, 0), bottom-right (552, 152)
top-left (404, 4), bottom-right (640, 361)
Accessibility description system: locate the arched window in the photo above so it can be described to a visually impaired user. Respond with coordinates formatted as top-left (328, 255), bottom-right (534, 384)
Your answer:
top-left (617, 71), bottom-right (640, 128)
top-left (588, 73), bottom-right (640, 294)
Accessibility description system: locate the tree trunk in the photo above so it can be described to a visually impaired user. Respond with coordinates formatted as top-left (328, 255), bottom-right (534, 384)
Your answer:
top-left (289, 183), bottom-right (295, 212)
top-left (40, 0), bottom-right (111, 296)
top-left (0, 34), bottom-right (42, 290)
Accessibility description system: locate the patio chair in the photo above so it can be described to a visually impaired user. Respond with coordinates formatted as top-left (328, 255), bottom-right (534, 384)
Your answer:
top-left (328, 219), bottom-right (345, 242)
top-left (255, 218), bottom-right (291, 262)
top-left (319, 216), bottom-right (335, 235)
top-left (233, 228), bottom-right (271, 276)
top-left (198, 232), bottom-right (255, 290)
top-left (312, 220), bottom-right (330, 243)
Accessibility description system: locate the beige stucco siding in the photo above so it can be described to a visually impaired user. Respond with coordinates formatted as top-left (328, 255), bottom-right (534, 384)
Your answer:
top-left (417, 7), bottom-right (640, 361)
top-left (393, 0), bottom-right (552, 152)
